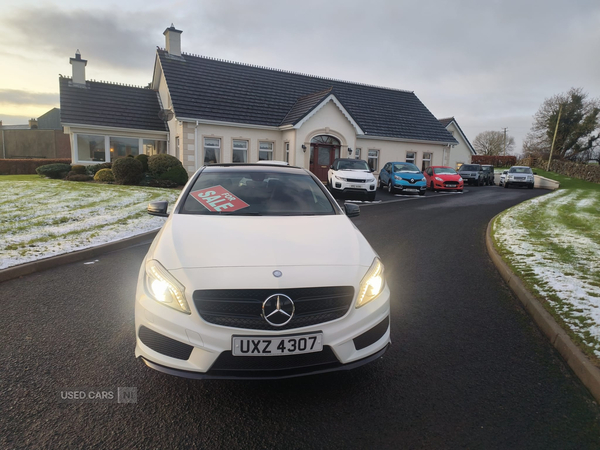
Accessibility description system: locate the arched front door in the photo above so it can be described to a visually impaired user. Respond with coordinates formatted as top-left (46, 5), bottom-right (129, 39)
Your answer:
top-left (309, 135), bottom-right (341, 182)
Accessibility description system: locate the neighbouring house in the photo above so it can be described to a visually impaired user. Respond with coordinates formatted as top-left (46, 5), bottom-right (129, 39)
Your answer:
top-left (438, 117), bottom-right (476, 169)
top-left (0, 109), bottom-right (71, 159)
top-left (59, 25), bottom-right (459, 180)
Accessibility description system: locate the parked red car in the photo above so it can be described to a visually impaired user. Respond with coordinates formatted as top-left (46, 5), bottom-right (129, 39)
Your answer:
top-left (423, 166), bottom-right (464, 192)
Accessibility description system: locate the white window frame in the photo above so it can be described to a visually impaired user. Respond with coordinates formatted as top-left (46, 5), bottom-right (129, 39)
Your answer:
top-left (259, 141), bottom-right (274, 161)
top-left (422, 152), bottom-right (432, 171)
top-left (203, 137), bottom-right (221, 165)
top-left (232, 139), bottom-right (249, 163)
top-left (406, 151), bottom-right (416, 164)
top-left (355, 148), bottom-right (361, 159)
top-left (285, 142), bottom-right (290, 163)
top-left (368, 149), bottom-right (379, 172)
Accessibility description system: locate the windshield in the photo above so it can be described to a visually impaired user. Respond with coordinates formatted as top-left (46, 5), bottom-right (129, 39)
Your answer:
top-left (180, 170), bottom-right (336, 216)
top-left (460, 165), bottom-right (480, 171)
top-left (336, 160), bottom-right (370, 171)
top-left (393, 163), bottom-right (421, 173)
top-left (433, 167), bottom-right (457, 175)
top-left (509, 167), bottom-right (533, 174)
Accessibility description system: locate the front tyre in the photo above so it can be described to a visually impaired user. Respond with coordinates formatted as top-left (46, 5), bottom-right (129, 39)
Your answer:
top-left (387, 182), bottom-right (395, 194)
top-left (418, 190), bottom-right (425, 196)
top-left (504, 182), bottom-right (509, 189)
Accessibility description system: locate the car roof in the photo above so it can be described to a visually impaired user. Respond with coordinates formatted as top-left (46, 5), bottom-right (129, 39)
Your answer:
top-left (201, 163), bottom-right (306, 174)
top-left (430, 165), bottom-right (453, 169)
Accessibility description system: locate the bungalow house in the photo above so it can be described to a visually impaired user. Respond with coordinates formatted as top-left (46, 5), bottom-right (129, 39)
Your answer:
top-left (438, 117), bottom-right (476, 169)
top-left (60, 25), bottom-right (459, 181)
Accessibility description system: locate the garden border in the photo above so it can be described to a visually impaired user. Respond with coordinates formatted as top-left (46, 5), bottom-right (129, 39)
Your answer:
top-left (486, 217), bottom-right (600, 404)
top-left (0, 230), bottom-right (158, 283)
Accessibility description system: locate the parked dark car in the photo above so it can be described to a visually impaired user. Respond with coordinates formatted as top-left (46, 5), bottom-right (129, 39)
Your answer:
top-left (481, 165), bottom-right (495, 185)
top-left (457, 164), bottom-right (484, 186)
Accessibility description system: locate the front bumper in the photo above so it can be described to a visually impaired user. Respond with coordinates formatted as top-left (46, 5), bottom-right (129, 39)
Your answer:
top-left (330, 179), bottom-right (377, 197)
top-left (135, 271), bottom-right (391, 379)
top-left (431, 180), bottom-right (463, 190)
top-left (392, 181), bottom-right (426, 193)
top-left (506, 178), bottom-right (534, 187)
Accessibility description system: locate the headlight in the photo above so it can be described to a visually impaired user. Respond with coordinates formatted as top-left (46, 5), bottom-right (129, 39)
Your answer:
top-left (335, 175), bottom-right (347, 181)
top-left (145, 259), bottom-right (190, 314)
top-left (394, 175), bottom-right (402, 181)
top-left (458, 177), bottom-right (463, 182)
top-left (435, 177), bottom-right (443, 182)
top-left (356, 258), bottom-right (385, 308)
top-left (421, 178), bottom-right (427, 183)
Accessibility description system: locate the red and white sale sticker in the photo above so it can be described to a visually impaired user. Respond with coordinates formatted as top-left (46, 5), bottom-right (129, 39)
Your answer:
top-left (189, 185), bottom-right (250, 213)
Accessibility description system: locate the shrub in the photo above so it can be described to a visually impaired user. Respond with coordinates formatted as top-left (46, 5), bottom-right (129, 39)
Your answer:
top-left (87, 162), bottom-right (112, 175)
top-left (159, 165), bottom-right (188, 185)
top-left (71, 165), bottom-right (87, 175)
top-left (36, 163), bottom-right (72, 179)
top-left (0, 158), bottom-right (71, 175)
top-left (135, 154), bottom-right (149, 173)
top-left (65, 173), bottom-right (93, 182)
top-left (148, 154), bottom-right (182, 177)
top-left (94, 168), bottom-right (115, 182)
top-left (112, 157), bottom-right (143, 185)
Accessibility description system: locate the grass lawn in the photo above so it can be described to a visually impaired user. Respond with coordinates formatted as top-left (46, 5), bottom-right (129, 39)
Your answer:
top-left (492, 170), bottom-right (600, 364)
top-left (0, 176), bottom-right (180, 270)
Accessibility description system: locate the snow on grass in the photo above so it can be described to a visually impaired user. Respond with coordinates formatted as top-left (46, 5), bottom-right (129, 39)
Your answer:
top-left (0, 179), bottom-right (181, 270)
top-left (493, 189), bottom-right (600, 359)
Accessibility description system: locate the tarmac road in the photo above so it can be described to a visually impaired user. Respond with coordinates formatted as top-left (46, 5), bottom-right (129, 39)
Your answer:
top-left (1, 185), bottom-right (599, 449)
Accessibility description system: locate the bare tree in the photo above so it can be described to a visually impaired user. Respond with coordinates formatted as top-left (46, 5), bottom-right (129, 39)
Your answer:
top-left (523, 87), bottom-right (600, 161)
top-left (473, 131), bottom-right (515, 155)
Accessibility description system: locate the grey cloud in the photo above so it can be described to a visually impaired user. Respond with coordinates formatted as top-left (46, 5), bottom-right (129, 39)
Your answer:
top-left (0, 90), bottom-right (59, 106)
top-left (1, 8), bottom-right (168, 72)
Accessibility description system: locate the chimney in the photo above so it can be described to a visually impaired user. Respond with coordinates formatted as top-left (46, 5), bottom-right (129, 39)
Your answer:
top-left (163, 24), bottom-right (183, 57)
top-left (69, 49), bottom-right (87, 85)
top-left (29, 119), bottom-right (38, 129)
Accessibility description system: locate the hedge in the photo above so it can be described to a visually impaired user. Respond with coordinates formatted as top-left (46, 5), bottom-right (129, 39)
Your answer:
top-left (112, 157), bottom-right (143, 185)
top-left (519, 158), bottom-right (600, 184)
top-left (471, 155), bottom-right (517, 167)
top-left (0, 158), bottom-right (72, 175)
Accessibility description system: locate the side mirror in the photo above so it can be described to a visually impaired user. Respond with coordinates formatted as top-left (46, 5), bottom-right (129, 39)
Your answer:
top-left (330, 165), bottom-right (334, 169)
top-left (148, 201), bottom-right (169, 217)
top-left (344, 203), bottom-right (360, 217)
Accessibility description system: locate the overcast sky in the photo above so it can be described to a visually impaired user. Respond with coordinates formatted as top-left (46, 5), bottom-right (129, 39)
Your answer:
top-left (1, 0), bottom-right (599, 152)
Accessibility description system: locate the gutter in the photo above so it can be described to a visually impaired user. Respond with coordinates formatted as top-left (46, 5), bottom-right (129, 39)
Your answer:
top-left (194, 120), bottom-right (199, 170)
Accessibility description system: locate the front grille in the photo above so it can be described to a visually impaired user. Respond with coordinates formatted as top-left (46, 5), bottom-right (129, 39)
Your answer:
top-left (443, 181), bottom-right (459, 187)
top-left (208, 346), bottom-right (340, 375)
top-left (346, 178), bottom-right (365, 183)
top-left (193, 286), bottom-right (355, 330)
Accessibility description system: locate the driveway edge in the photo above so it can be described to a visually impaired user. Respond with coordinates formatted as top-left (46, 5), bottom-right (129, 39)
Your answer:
top-left (0, 230), bottom-right (159, 284)
top-left (486, 217), bottom-right (600, 403)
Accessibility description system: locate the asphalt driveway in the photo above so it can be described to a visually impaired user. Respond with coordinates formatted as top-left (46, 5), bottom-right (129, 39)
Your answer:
top-left (1, 185), bottom-right (599, 449)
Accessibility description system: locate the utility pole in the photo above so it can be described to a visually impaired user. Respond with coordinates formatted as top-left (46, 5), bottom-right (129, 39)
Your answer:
top-left (547, 104), bottom-right (563, 171)
top-left (502, 128), bottom-right (508, 156)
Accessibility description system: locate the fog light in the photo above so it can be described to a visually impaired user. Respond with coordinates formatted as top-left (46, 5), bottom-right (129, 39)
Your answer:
top-left (336, 183), bottom-right (342, 188)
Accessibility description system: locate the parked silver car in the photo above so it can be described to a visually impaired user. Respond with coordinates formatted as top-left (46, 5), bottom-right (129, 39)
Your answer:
top-left (503, 166), bottom-right (535, 189)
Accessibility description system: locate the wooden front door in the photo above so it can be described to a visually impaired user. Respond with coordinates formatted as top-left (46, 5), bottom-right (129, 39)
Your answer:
top-left (310, 144), bottom-right (339, 182)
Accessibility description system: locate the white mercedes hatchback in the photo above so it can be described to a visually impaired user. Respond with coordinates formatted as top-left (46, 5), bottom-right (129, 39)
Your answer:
top-left (135, 163), bottom-right (390, 379)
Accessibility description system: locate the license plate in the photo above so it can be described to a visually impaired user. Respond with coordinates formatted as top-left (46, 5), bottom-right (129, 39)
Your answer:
top-left (404, 188), bottom-right (418, 192)
top-left (232, 333), bottom-right (323, 356)
top-left (446, 184), bottom-right (456, 187)
top-left (350, 185), bottom-right (363, 189)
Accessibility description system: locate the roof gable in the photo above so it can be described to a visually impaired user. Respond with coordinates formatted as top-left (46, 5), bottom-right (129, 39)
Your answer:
top-left (438, 117), bottom-right (476, 155)
top-left (159, 51), bottom-right (457, 144)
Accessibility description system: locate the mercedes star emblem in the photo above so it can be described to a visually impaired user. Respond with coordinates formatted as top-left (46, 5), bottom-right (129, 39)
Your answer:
top-left (262, 294), bottom-right (295, 326)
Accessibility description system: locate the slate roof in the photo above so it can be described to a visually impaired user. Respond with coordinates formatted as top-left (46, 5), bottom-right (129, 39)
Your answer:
top-left (59, 77), bottom-right (167, 132)
top-left (280, 88), bottom-right (333, 126)
top-left (438, 117), bottom-right (454, 128)
top-left (158, 51), bottom-right (457, 144)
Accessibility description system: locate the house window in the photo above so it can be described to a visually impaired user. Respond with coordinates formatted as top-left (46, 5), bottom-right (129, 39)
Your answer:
top-left (355, 148), bottom-right (361, 159)
top-left (110, 136), bottom-right (139, 161)
top-left (422, 152), bottom-right (432, 171)
top-left (204, 138), bottom-right (221, 164)
top-left (285, 142), bottom-right (290, 163)
top-left (367, 149), bottom-right (379, 172)
top-left (76, 134), bottom-right (105, 162)
top-left (143, 140), bottom-right (167, 156)
top-left (259, 141), bottom-right (273, 161)
top-left (233, 140), bottom-right (248, 163)
top-left (406, 151), bottom-right (416, 164)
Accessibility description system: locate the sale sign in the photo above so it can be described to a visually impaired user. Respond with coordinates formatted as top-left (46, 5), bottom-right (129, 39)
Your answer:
top-left (189, 185), bottom-right (250, 213)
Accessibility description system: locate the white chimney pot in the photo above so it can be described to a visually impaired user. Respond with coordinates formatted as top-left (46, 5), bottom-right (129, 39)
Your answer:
top-left (69, 49), bottom-right (87, 85)
top-left (163, 25), bottom-right (183, 57)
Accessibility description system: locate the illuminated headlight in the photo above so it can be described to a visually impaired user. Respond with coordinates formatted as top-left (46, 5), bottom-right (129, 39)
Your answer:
top-left (145, 259), bottom-right (190, 314)
top-left (435, 177), bottom-right (443, 182)
top-left (356, 258), bottom-right (385, 308)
